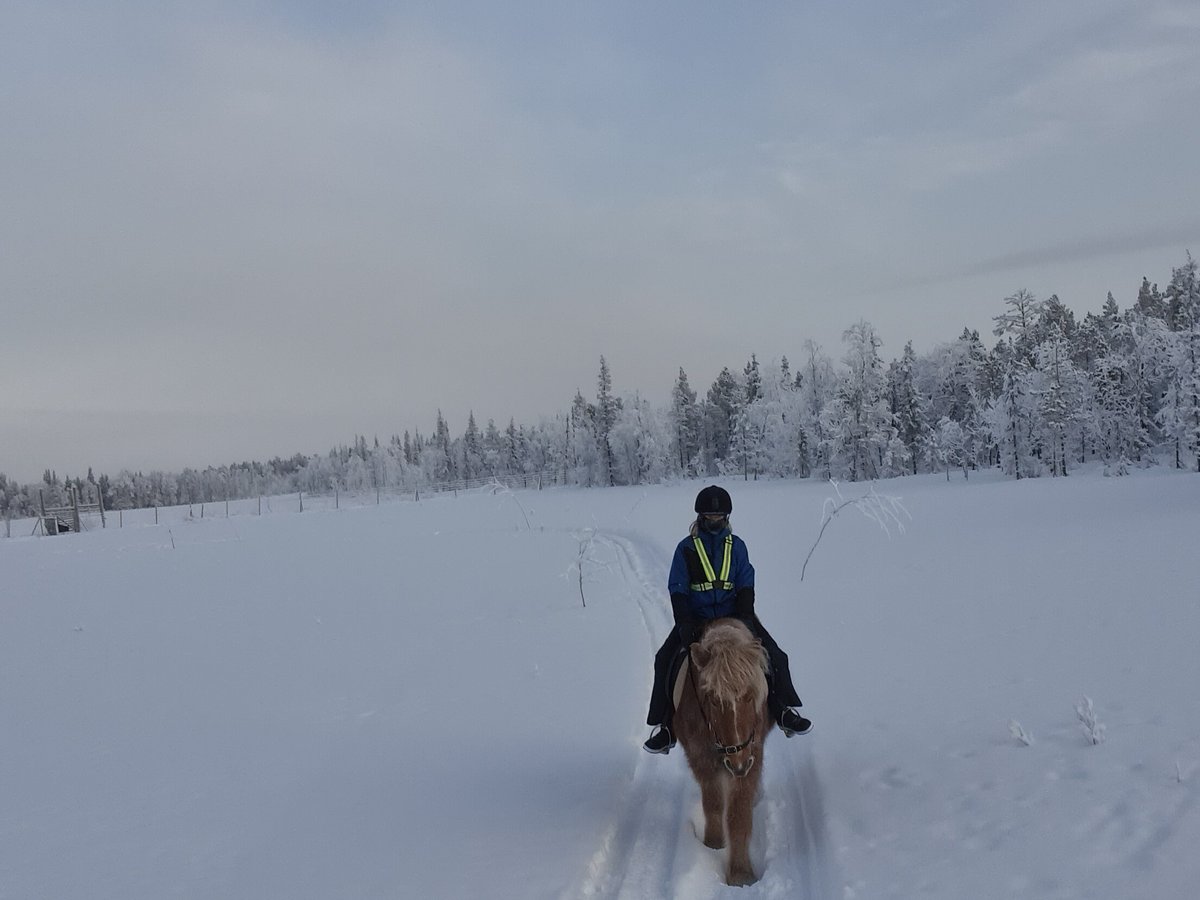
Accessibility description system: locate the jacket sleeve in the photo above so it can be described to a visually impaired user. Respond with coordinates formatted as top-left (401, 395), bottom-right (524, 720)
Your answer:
top-left (733, 537), bottom-right (755, 590)
top-left (667, 542), bottom-right (693, 597)
top-left (671, 592), bottom-right (700, 636)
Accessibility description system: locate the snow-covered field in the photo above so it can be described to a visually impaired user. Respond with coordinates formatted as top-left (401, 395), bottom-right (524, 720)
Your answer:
top-left (3, 469), bottom-right (1199, 899)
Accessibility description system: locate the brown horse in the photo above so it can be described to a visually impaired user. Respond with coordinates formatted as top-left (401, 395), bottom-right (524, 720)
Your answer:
top-left (673, 617), bottom-right (773, 886)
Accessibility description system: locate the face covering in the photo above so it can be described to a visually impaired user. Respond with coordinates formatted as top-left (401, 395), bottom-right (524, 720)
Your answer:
top-left (699, 516), bottom-right (728, 533)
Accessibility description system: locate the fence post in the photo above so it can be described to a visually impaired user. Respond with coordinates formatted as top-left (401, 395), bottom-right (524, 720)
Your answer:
top-left (155, 506), bottom-right (159, 525)
top-left (258, 496), bottom-right (262, 515)
top-left (225, 499), bottom-right (230, 517)
top-left (299, 492), bottom-right (303, 513)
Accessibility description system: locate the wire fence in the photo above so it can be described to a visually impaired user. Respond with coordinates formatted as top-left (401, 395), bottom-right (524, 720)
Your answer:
top-left (2, 470), bottom-right (561, 539)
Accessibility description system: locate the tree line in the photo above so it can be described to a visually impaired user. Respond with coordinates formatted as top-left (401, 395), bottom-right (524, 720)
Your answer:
top-left (3, 253), bottom-right (1198, 520)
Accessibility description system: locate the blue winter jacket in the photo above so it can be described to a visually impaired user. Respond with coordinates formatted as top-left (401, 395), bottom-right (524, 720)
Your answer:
top-left (668, 525), bottom-right (754, 621)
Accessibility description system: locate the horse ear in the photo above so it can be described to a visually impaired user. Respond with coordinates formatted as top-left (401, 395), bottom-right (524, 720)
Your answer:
top-left (690, 643), bottom-right (711, 669)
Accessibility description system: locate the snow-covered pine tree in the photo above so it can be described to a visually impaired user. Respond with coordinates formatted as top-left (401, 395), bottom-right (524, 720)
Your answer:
top-left (1137, 276), bottom-right (1166, 320)
top-left (992, 289), bottom-right (1047, 367)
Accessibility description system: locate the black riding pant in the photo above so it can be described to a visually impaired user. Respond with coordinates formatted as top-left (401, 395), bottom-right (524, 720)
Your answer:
top-left (645, 615), bottom-right (802, 727)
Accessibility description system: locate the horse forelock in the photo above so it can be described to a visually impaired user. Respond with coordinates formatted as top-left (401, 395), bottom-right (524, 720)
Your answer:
top-left (697, 621), bottom-right (769, 710)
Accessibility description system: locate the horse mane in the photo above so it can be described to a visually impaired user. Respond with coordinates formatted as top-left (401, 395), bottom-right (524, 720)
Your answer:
top-left (696, 620), bottom-right (769, 710)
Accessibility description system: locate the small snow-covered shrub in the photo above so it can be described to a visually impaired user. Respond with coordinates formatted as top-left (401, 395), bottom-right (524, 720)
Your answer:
top-left (1075, 696), bottom-right (1106, 745)
top-left (1009, 720), bottom-right (1034, 746)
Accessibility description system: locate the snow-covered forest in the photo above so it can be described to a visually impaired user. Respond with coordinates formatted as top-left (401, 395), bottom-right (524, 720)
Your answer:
top-left (4, 255), bottom-right (1199, 519)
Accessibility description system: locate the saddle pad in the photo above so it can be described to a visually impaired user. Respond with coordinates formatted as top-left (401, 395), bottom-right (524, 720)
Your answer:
top-left (671, 652), bottom-right (690, 711)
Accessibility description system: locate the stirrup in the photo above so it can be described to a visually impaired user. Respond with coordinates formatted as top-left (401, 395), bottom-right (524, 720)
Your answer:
top-left (643, 725), bottom-right (675, 754)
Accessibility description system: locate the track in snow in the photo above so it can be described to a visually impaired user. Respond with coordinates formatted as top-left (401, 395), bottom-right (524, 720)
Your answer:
top-left (562, 533), bottom-right (839, 900)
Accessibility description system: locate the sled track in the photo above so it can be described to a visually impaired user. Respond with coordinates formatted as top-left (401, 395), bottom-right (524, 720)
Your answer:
top-left (562, 533), bottom-right (840, 900)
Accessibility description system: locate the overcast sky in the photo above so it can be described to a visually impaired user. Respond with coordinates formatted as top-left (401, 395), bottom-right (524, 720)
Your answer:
top-left (3, 0), bottom-right (1199, 483)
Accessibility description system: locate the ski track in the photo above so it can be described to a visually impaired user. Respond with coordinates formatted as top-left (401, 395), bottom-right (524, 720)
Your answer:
top-left (562, 532), bottom-right (840, 900)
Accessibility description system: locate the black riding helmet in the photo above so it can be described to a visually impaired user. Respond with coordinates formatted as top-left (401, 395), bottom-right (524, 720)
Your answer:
top-left (694, 485), bottom-right (732, 516)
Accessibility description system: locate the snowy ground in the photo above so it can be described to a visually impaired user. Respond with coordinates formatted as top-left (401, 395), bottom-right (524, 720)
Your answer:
top-left (3, 469), bottom-right (1199, 899)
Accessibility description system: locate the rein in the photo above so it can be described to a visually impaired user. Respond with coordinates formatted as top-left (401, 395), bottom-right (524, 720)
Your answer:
top-left (686, 645), bottom-right (757, 758)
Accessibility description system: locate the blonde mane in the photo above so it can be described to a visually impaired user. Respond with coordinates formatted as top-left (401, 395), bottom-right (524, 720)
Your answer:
top-left (696, 620), bottom-right (769, 709)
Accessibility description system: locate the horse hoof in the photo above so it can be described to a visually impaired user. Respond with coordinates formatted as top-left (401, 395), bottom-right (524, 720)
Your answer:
top-left (726, 867), bottom-right (758, 887)
top-left (703, 835), bottom-right (725, 850)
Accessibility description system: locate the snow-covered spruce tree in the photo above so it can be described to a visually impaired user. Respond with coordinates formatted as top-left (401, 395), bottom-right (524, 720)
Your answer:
top-left (925, 328), bottom-right (987, 472)
top-left (1090, 352), bottom-right (1141, 475)
top-left (480, 418), bottom-right (501, 476)
top-left (930, 416), bottom-right (970, 479)
top-left (989, 361), bottom-right (1040, 479)
top-left (887, 341), bottom-right (927, 475)
top-left (568, 390), bottom-right (600, 485)
top-left (754, 359), bottom-right (806, 478)
top-left (595, 357), bottom-right (620, 486)
top-left (461, 411), bottom-right (483, 482)
top-left (824, 321), bottom-right (894, 481)
top-left (1158, 254), bottom-right (1200, 471)
top-left (731, 354), bottom-right (770, 480)
top-left (702, 366), bottom-right (743, 474)
top-left (1033, 335), bottom-right (1086, 477)
top-left (610, 392), bottom-right (672, 485)
top-left (798, 340), bottom-right (836, 480)
top-left (504, 419), bottom-right (526, 476)
top-left (670, 368), bottom-right (702, 476)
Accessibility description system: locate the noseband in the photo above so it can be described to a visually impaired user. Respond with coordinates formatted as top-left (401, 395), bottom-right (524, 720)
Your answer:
top-left (686, 646), bottom-right (758, 766)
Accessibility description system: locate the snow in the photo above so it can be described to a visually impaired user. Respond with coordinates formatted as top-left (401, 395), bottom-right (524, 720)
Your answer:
top-left (2, 470), bottom-right (1199, 899)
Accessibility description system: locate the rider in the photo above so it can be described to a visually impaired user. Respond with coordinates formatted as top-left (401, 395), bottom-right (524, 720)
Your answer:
top-left (643, 484), bottom-right (811, 754)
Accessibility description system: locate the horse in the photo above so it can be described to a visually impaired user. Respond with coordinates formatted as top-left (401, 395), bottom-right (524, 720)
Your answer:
top-left (673, 617), bottom-right (773, 886)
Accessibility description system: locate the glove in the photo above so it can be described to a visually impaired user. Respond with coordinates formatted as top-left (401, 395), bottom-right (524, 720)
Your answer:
top-left (734, 586), bottom-right (756, 619)
top-left (678, 621), bottom-right (701, 646)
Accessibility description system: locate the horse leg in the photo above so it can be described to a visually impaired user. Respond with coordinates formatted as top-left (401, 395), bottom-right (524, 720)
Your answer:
top-left (723, 769), bottom-right (759, 886)
top-left (698, 773), bottom-right (726, 849)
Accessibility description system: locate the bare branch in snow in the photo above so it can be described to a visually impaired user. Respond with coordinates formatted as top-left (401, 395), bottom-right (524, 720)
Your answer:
top-left (800, 480), bottom-right (910, 581)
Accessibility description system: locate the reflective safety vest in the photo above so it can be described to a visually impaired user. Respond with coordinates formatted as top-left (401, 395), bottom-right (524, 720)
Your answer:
top-left (690, 534), bottom-right (734, 592)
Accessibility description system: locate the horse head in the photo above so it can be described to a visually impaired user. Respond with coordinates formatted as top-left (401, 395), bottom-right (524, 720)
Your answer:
top-left (690, 620), bottom-right (769, 779)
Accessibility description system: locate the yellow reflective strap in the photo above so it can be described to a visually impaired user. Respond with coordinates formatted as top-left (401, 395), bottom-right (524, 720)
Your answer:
top-left (692, 537), bottom-right (718, 582)
top-left (719, 535), bottom-right (732, 584)
top-left (691, 535), bottom-right (734, 592)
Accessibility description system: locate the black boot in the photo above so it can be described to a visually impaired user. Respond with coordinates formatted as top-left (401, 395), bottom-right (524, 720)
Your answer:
top-left (643, 725), bottom-right (675, 754)
top-left (779, 708), bottom-right (812, 737)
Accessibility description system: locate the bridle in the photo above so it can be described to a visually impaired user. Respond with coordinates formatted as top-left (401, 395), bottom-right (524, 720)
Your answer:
top-left (686, 646), bottom-right (757, 773)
